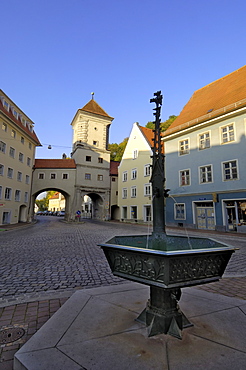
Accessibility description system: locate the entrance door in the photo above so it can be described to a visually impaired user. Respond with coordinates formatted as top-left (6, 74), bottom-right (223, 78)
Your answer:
top-left (2, 211), bottom-right (10, 224)
top-left (197, 207), bottom-right (215, 230)
top-left (144, 205), bottom-right (152, 222)
top-left (226, 206), bottom-right (237, 231)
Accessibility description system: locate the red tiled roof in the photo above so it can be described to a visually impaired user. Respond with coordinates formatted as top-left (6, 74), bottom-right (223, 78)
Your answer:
top-left (0, 94), bottom-right (41, 146)
top-left (164, 65), bottom-right (246, 136)
top-left (49, 192), bottom-right (59, 199)
top-left (139, 125), bottom-right (164, 153)
top-left (110, 161), bottom-right (120, 176)
top-left (81, 99), bottom-right (113, 119)
top-left (34, 159), bottom-right (76, 169)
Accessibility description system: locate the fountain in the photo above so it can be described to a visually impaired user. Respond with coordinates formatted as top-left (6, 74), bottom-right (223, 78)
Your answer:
top-left (99, 91), bottom-right (235, 339)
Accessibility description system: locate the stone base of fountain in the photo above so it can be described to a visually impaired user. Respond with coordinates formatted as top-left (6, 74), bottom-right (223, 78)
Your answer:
top-left (99, 234), bottom-right (235, 339)
top-left (136, 286), bottom-right (192, 339)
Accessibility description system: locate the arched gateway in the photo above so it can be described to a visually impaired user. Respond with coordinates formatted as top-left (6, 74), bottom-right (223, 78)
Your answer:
top-left (32, 98), bottom-right (118, 221)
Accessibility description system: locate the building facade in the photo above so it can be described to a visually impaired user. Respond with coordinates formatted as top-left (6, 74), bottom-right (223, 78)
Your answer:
top-left (0, 90), bottom-right (41, 225)
top-left (118, 122), bottom-right (153, 223)
top-left (164, 65), bottom-right (246, 232)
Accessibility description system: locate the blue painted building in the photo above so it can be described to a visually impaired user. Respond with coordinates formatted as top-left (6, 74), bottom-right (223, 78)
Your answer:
top-left (163, 66), bottom-right (246, 233)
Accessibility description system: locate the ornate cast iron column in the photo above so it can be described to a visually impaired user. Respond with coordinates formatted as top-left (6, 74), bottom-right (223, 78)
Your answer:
top-left (150, 91), bottom-right (168, 249)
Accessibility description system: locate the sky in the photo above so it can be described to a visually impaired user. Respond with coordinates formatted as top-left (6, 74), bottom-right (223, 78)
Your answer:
top-left (1, 0), bottom-right (246, 159)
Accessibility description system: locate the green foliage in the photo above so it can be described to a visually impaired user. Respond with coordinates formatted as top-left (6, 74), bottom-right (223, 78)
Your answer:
top-left (145, 115), bottom-right (177, 132)
top-left (36, 198), bottom-right (48, 211)
top-left (35, 191), bottom-right (56, 211)
top-left (145, 121), bottom-right (155, 129)
top-left (108, 137), bottom-right (128, 161)
top-left (46, 191), bottom-right (56, 199)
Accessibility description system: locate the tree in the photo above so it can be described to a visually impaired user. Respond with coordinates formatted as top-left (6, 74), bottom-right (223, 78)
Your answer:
top-left (35, 191), bottom-right (57, 211)
top-left (108, 138), bottom-right (128, 161)
top-left (145, 115), bottom-right (177, 132)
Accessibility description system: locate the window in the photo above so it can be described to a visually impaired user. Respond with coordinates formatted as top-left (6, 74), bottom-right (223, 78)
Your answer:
top-left (179, 139), bottom-right (189, 155)
top-left (21, 136), bottom-right (24, 144)
top-left (131, 186), bottom-right (137, 198)
top-left (122, 188), bottom-right (127, 199)
top-left (221, 124), bottom-right (235, 144)
top-left (180, 169), bottom-right (190, 186)
top-left (0, 186), bottom-right (2, 199)
top-left (0, 141), bottom-right (6, 153)
top-left (11, 129), bottom-right (16, 138)
top-left (29, 143), bottom-right (32, 150)
top-left (174, 204), bottom-right (186, 220)
top-left (93, 141), bottom-right (98, 146)
top-left (199, 165), bottom-right (212, 183)
top-left (38, 173), bottom-right (44, 179)
top-left (223, 160), bottom-right (238, 181)
top-left (112, 177), bottom-right (116, 182)
top-left (50, 173), bottom-right (56, 179)
top-left (97, 175), bottom-right (103, 181)
top-left (9, 147), bottom-right (15, 158)
top-left (17, 171), bottom-right (22, 181)
top-left (144, 164), bottom-right (151, 177)
top-left (7, 168), bottom-right (13, 178)
top-left (144, 184), bottom-right (151, 196)
top-left (0, 164), bottom-right (4, 176)
top-left (131, 206), bottom-right (137, 219)
top-left (5, 187), bottom-right (12, 200)
top-left (26, 175), bottom-right (30, 184)
top-left (199, 132), bottom-right (210, 150)
top-left (62, 173), bottom-right (68, 179)
top-left (131, 168), bottom-right (137, 180)
top-left (24, 192), bottom-right (28, 203)
top-left (27, 157), bottom-right (31, 166)
top-left (98, 158), bottom-right (103, 163)
top-left (15, 190), bottom-right (21, 202)
top-left (86, 156), bottom-right (91, 162)
top-left (19, 152), bottom-right (24, 162)
top-left (123, 171), bottom-right (128, 182)
top-left (3, 101), bottom-right (9, 111)
top-left (133, 149), bottom-right (138, 159)
top-left (2, 122), bottom-right (7, 132)
top-left (85, 173), bottom-right (91, 180)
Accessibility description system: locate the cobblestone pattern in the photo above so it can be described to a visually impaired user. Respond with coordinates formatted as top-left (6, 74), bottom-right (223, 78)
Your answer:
top-left (0, 218), bottom-right (151, 305)
top-left (0, 218), bottom-right (245, 306)
top-left (0, 298), bottom-right (68, 369)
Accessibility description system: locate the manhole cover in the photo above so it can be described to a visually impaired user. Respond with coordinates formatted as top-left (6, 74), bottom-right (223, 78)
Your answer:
top-left (0, 326), bottom-right (26, 344)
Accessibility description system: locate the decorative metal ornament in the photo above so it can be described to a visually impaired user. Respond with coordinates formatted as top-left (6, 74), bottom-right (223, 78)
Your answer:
top-left (99, 91), bottom-right (236, 339)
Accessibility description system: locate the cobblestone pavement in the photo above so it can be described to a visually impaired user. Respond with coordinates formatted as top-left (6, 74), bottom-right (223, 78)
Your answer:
top-left (0, 217), bottom-right (246, 307)
top-left (0, 218), bottom-right (245, 368)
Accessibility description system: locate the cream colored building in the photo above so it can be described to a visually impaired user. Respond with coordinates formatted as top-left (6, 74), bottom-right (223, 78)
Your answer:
top-left (0, 90), bottom-right (41, 225)
top-left (48, 192), bottom-right (65, 212)
top-left (118, 122), bottom-right (153, 223)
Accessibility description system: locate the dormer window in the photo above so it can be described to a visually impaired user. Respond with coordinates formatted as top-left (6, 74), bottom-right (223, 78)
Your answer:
top-left (3, 101), bottom-right (9, 111)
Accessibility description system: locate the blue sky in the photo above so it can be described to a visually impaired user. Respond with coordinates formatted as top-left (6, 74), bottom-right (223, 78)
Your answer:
top-left (1, 0), bottom-right (246, 159)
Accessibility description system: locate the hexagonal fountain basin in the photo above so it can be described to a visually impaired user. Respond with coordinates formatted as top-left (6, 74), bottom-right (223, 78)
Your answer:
top-left (99, 234), bottom-right (235, 339)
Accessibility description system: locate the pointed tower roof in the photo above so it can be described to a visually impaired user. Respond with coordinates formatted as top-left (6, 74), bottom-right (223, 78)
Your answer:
top-left (81, 99), bottom-right (113, 119)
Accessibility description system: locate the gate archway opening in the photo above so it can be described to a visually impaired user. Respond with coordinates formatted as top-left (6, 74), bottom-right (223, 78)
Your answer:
top-left (31, 188), bottom-right (70, 220)
top-left (80, 193), bottom-right (105, 220)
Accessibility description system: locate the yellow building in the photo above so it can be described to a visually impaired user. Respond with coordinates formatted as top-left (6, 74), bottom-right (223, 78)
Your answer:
top-left (118, 122), bottom-right (153, 223)
top-left (48, 192), bottom-right (65, 212)
top-left (0, 90), bottom-right (41, 224)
